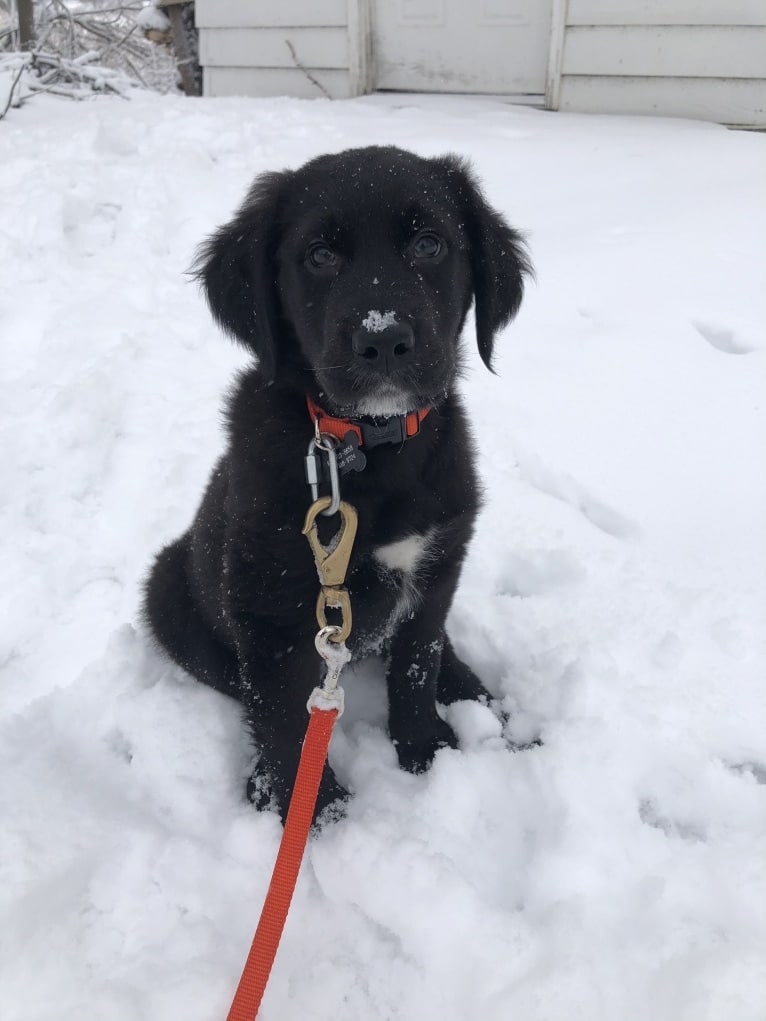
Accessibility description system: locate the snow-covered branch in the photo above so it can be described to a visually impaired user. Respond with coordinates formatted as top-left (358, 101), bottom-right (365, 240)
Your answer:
top-left (0, 47), bottom-right (139, 117)
top-left (0, 0), bottom-right (189, 112)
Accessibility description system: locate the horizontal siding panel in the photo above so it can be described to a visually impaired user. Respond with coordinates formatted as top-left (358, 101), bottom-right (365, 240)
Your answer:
top-left (563, 26), bottom-right (766, 78)
top-left (200, 28), bottom-right (348, 69)
top-left (568, 0), bottom-right (766, 26)
top-left (195, 0), bottom-right (347, 29)
top-left (203, 67), bottom-right (353, 99)
top-left (559, 75), bottom-right (766, 125)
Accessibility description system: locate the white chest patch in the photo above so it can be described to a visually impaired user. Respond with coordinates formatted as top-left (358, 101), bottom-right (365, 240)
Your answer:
top-left (372, 529), bottom-right (439, 626)
top-left (373, 533), bottom-right (431, 574)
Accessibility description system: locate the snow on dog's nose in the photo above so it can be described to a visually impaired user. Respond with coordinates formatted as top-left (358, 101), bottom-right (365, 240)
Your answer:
top-left (352, 314), bottom-right (415, 376)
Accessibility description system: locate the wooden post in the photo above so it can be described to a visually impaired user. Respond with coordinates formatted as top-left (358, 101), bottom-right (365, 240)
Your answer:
top-left (17, 0), bottom-right (35, 50)
top-left (158, 0), bottom-right (201, 96)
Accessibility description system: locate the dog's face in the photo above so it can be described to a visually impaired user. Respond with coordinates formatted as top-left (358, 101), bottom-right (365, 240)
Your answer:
top-left (196, 146), bottom-right (531, 414)
top-left (273, 149), bottom-right (478, 415)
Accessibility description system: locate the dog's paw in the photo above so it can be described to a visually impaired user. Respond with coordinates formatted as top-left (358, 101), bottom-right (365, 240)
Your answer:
top-left (437, 655), bottom-right (491, 705)
top-left (439, 669), bottom-right (492, 705)
top-left (394, 717), bottom-right (458, 774)
top-left (247, 763), bottom-right (349, 826)
top-left (313, 774), bottom-right (351, 827)
top-left (246, 768), bottom-right (277, 813)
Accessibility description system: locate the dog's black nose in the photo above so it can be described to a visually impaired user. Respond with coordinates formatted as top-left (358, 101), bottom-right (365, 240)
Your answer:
top-left (351, 322), bottom-right (415, 374)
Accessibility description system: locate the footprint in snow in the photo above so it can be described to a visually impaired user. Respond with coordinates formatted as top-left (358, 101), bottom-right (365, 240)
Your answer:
top-left (516, 449), bottom-right (639, 540)
top-left (105, 727), bottom-right (134, 764)
top-left (62, 197), bottom-right (122, 256)
top-left (693, 321), bottom-right (755, 355)
top-left (639, 799), bottom-right (705, 842)
top-left (496, 548), bottom-right (585, 598)
top-left (725, 761), bottom-right (766, 785)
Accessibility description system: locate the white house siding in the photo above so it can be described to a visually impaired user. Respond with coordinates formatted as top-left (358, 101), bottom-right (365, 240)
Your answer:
top-left (195, 0), bottom-right (367, 99)
top-left (373, 0), bottom-right (553, 98)
top-left (556, 0), bottom-right (766, 126)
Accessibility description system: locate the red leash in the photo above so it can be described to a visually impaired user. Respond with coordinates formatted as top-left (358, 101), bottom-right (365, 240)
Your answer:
top-left (227, 436), bottom-right (356, 1020)
top-left (226, 705), bottom-right (339, 1021)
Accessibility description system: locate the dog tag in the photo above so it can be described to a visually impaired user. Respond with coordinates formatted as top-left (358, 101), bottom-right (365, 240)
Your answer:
top-left (336, 431), bottom-right (367, 476)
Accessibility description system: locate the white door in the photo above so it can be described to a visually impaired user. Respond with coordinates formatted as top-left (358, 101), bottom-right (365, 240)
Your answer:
top-left (373, 0), bottom-right (553, 97)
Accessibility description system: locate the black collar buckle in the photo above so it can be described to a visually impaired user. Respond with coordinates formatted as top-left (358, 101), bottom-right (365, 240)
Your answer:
top-left (359, 415), bottom-right (408, 449)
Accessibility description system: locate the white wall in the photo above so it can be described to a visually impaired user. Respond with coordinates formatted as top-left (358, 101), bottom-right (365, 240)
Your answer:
top-left (556, 0), bottom-right (766, 126)
top-left (195, 0), bottom-right (370, 100)
top-left (196, 0), bottom-right (766, 126)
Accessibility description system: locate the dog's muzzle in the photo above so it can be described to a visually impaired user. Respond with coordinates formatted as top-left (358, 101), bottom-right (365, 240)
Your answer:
top-left (351, 322), bottom-right (415, 377)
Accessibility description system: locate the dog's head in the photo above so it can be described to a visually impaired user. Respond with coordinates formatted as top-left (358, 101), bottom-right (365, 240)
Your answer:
top-left (195, 146), bottom-right (531, 415)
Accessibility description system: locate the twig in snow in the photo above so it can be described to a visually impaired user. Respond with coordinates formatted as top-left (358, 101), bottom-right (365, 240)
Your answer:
top-left (0, 56), bottom-right (26, 119)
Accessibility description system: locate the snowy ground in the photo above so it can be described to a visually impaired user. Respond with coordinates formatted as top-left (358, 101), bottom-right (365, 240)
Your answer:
top-left (1, 90), bottom-right (765, 1021)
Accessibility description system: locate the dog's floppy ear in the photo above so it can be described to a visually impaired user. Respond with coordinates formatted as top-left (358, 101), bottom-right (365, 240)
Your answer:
top-left (192, 171), bottom-right (291, 383)
top-left (437, 156), bottom-right (533, 372)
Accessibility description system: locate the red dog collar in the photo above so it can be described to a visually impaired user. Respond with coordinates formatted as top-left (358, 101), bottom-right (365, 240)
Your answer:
top-left (306, 394), bottom-right (430, 449)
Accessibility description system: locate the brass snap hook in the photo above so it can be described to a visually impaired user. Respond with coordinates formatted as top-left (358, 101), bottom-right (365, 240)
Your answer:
top-left (302, 498), bottom-right (359, 587)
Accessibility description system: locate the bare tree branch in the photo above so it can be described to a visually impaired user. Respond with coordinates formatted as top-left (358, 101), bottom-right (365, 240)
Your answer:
top-left (97, 19), bottom-right (137, 63)
top-left (1, 1), bottom-right (198, 105)
top-left (286, 39), bottom-right (332, 100)
top-left (0, 56), bottom-right (26, 119)
top-left (51, 0), bottom-right (76, 57)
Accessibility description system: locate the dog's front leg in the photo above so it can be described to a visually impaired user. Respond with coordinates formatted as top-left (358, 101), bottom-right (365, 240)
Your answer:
top-left (233, 624), bottom-right (349, 822)
top-left (386, 570), bottom-right (462, 774)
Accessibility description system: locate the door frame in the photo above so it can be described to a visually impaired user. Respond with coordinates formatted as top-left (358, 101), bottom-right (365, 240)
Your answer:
top-left (348, 0), bottom-right (374, 95)
top-left (545, 0), bottom-right (568, 110)
top-left (349, 0), bottom-right (566, 101)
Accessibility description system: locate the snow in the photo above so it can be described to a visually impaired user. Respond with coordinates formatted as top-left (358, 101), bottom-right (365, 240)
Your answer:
top-left (136, 5), bottom-right (171, 34)
top-left (362, 309), bottom-right (399, 333)
top-left (1, 91), bottom-right (765, 1021)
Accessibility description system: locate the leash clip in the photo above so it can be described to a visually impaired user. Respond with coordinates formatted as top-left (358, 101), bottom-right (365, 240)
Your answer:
top-left (302, 498), bottom-right (358, 588)
top-left (303, 498), bottom-right (356, 642)
top-left (307, 625), bottom-right (351, 716)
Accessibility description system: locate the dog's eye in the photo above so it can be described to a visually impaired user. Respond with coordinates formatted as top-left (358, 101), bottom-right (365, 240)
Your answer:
top-left (306, 242), bottom-right (337, 269)
top-left (412, 232), bottom-right (443, 260)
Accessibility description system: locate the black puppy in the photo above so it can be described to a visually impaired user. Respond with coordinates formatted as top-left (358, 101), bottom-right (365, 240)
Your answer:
top-left (144, 146), bottom-right (531, 821)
